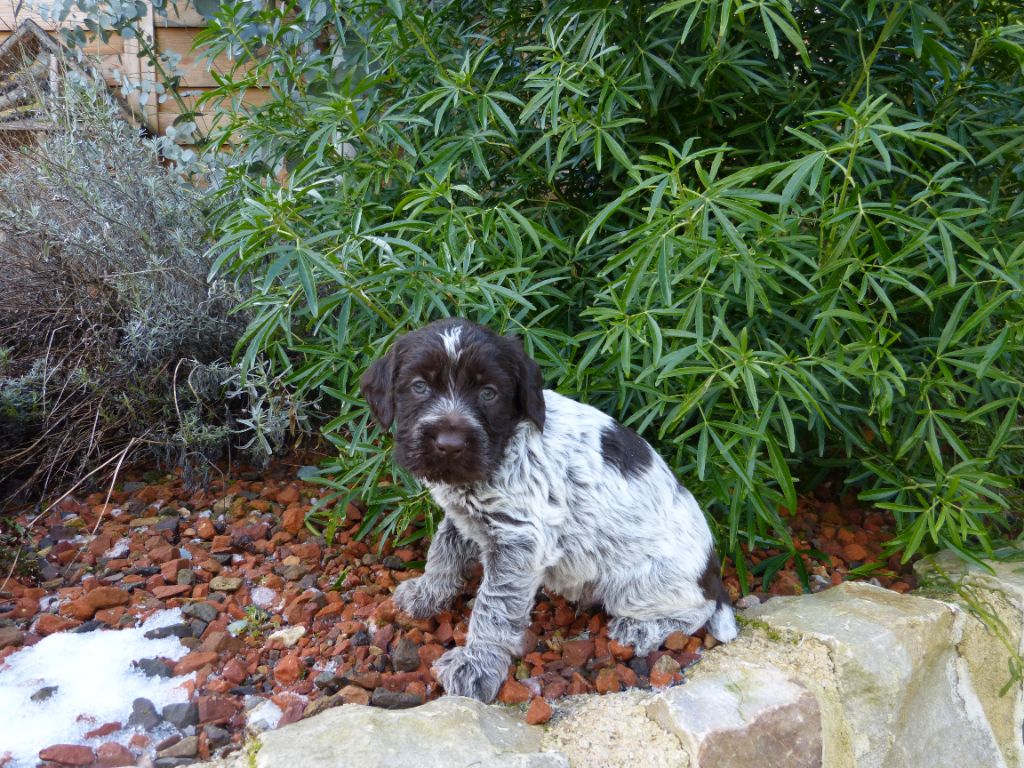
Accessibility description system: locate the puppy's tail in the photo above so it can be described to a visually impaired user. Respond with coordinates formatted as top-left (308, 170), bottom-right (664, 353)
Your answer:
top-left (708, 600), bottom-right (738, 642)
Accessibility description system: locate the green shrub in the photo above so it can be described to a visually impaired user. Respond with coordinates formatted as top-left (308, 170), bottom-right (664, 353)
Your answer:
top-left (193, 0), bottom-right (1023, 575)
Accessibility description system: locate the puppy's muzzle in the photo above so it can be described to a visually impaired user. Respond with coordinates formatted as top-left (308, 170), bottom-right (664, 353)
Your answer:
top-left (413, 414), bottom-right (489, 483)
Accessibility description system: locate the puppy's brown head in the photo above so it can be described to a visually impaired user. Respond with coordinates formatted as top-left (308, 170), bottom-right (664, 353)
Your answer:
top-left (360, 319), bottom-right (545, 484)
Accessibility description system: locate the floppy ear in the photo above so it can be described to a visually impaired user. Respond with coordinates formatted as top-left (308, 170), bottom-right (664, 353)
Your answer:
top-left (360, 344), bottom-right (399, 429)
top-left (504, 335), bottom-right (546, 431)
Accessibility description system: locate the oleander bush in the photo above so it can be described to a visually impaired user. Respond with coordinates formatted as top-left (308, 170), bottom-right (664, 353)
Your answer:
top-left (0, 78), bottom-right (307, 506)
top-left (89, 0), bottom-right (1024, 579)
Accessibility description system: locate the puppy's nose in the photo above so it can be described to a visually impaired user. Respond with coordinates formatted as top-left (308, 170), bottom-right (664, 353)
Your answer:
top-left (434, 431), bottom-right (467, 457)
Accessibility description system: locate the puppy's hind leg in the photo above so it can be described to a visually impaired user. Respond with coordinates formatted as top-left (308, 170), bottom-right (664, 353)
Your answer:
top-left (393, 516), bottom-right (478, 618)
top-left (604, 550), bottom-right (737, 656)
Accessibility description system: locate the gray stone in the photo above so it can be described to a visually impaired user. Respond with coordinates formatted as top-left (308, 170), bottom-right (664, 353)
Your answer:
top-left (0, 626), bottom-right (24, 649)
top-left (749, 581), bottom-right (1006, 768)
top-left (391, 637), bottom-right (421, 672)
top-left (135, 657), bottom-right (174, 677)
top-left (163, 702), bottom-right (199, 729)
top-left (313, 670), bottom-right (341, 693)
top-left (145, 623), bottom-right (192, 640)
top-left (128, 697), bottom-right (163, 730)
top-left (274, 563), bottom-right (308, 581)
top-left (154, 516), bottom-right (181, 534)
top-left (369, 688), bottom-right (422, 709)
top-left (253, 697), bottom-right (568, 768)
top-left (182, 602), bottom-right (219, 624)
top-left (155, 758), bottom-right (196, 767)
top-left (30, 686), bottom-right (58, 702)
top-left (204, 725), bottom-right (231, 748)
top-left (159, 735), bottom-right (199, 758)
top-left (177, 569), bottom-right (197, 586)
top-left (647, 661), bottom-right (822, 768)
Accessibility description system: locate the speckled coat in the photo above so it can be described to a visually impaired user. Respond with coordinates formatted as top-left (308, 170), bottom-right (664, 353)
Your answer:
top-left (360, 319), bottom-right (737, 703)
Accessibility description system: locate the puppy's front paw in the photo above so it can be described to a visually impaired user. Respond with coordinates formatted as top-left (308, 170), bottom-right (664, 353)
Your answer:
top-left (392, 575), bottom-right (456, 619)
top-left (431, 644), bottom-right (509, 703)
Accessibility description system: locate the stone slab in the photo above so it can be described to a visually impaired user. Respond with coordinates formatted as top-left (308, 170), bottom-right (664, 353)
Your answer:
top-left (647, 661), bottom-right (821, 768)
top-left (253, 697), bottom-right (568, 768)
top-left (748, 581), bottom-right (1006, 768)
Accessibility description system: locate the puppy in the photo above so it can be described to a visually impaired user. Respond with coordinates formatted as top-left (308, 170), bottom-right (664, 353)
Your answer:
top-left (360, 318), bottom-right (737, 702)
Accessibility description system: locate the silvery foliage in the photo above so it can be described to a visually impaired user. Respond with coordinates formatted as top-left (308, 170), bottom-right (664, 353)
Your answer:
top-left (0, 81), bottom-right (235, 366)
top-left (39, 0), bottom-right (202, 167)
top-left (0, 76), bottom-right (304, 490)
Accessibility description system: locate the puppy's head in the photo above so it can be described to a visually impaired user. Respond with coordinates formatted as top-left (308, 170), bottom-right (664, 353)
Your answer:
top-left (360, 319), bottom-right (545, 485)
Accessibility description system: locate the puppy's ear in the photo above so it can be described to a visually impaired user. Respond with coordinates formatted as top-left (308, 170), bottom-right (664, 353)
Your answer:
top-left (503, 335), bottom-right (546, 432)
top-left (360, 343), bottom-right (400, 429)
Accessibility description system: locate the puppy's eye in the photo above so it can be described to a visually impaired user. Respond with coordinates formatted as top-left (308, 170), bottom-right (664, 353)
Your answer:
top-left (479, 386), bottom-right (497, 402)
top-left (411, 380), bottom-right (429, 395)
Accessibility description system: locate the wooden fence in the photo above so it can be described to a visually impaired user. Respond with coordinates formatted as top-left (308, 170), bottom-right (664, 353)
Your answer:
top-left (0, 0), bottom-right (265, 136)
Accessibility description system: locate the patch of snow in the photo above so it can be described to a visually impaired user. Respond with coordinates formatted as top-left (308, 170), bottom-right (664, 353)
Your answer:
top-left (245, 699), bottom-right (283, 732)
top-left (103, 537), bottom-right (130, 559)
top-left (250, 586), bottom-right (279, 610)
top-left (0, 610), bottom-right (191, 768)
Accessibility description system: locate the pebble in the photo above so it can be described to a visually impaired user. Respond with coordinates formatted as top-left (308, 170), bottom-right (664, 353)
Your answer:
top-left (736, 594), bottom-right (762, 609)
top-left (204, 724), bottom-right (232, 748)
top-left (391, 637), bottom-right (421, 672)
top-left (34, 614), bottom-right (78, 635)
top-left (198, 695), bottom-right (239, 723)
top-left (649, 654), bottom-right (681, 688)
top-left (0, 625), bottom-right (25, 648)
top-left (66, 586), bottom-right (130, 620)
top-left (157, 735), bottom-right (199, 758)
top-left (30, 685), bottom-right (59, 702)
top-left (144, 623), bottom-right (192, 640)
top-left (174, 651), bottom-right (219, 676)
top-left (38, 744), bottom-right (96, 766)
top-left (369, 688), bottom-right (423, 709)
top-left (209, 575), bottom-right (243, 592)
top-left (94, 741), bottom-right (135, 767)
top-left (162, 702), bottom-right (199, 729)
top-left (134, 657), bottom-right (174, 678)
top-left (560, 638), bottom-right (594, 667)
top-left (526, 697), bottom-right (553, 725)
top-left (128, 697), bottom-right (163, 730)
top-left (267, 625), bottom-right (306, 647)
top-left (182, 601), bottom-right (219, 624)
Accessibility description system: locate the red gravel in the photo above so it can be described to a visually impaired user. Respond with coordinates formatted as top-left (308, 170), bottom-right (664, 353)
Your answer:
top-left (0, 457), bottom-right (918, 763)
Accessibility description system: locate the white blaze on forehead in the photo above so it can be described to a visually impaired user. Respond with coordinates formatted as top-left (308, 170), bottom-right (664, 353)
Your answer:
top-left (440, 325), bottom-right (463, 361)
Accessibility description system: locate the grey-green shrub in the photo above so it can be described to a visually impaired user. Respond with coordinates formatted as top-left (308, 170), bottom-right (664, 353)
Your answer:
top-left (191, 0), bottom-right (1023, 578)
top-left (0, 77), bottom-right (304, 502)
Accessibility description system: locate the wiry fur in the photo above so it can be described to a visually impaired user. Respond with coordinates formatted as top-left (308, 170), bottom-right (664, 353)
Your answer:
top-left (360, 318), bottom-right (737, 702)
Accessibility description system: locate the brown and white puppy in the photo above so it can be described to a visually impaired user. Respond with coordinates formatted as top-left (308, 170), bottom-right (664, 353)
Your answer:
top-left (361, 318), bottom-right (736, 702)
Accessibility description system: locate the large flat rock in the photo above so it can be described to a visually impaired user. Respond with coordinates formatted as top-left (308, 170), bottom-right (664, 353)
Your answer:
top-left (915, 550), bottom-right (1024, 768)
top-left (647, 661), bottom-right (821, 768)
top-left (748, 581), bottom-right (1006, 768)
top-left (253, 696), bottom-right (568, 768)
